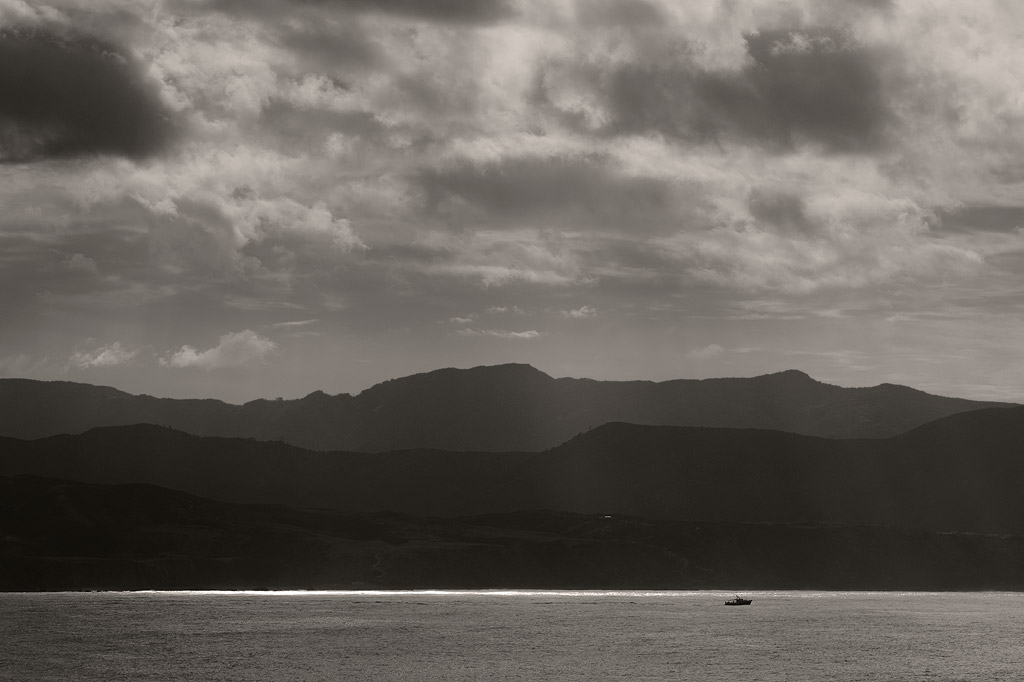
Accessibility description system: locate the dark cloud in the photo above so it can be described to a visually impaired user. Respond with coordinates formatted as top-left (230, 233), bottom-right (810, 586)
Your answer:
top-left (333, 0), bottom-right (513, 23)
top-left (804, 0), bottom-right (895, 24)
top-left (738, 29), bottom-right (889, 151)
top-left (843, 0), bottom-right (893, 11)
top-left (748, 189), bottom-right (815, 235)
top-left (575, 0), bottom-right (666, 27)
top-left (543, 28), bottom-right (890, 153)
top-left (203, 0), bottom-right (513, 24)
top-left (0, 27), bottom-right (175, 163)
top-left (937, 205), bottom-right (1024, 233)
top-left (415, 155), bottom-right (692, 231)
top-left (366, 242), bottom-right (451, 267)
top-left (276, 21), bottom-right (380, 74)
top-left (258, 104), bottom-right (389, 152)
top-left (280, 29), bottom-right (376, 73)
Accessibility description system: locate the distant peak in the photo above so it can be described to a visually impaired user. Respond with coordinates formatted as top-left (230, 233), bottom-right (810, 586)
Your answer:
top-left (359, 363), bottom-right (552, 396)
top-left (0, 377), bottom-right (130, 394)
top-left (83, 423), bottom-right (186, 437)
top-left (419, 363), bottom-right (551, 379)
top-left (876, 381), bottom-right (924, 391)
top-left (756, 369), bottom-right (816, 382)
top-left (471, 363), bottom-right (548, 375)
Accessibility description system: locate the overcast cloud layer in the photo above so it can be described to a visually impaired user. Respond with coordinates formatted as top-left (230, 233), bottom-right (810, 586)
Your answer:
top-left (2, 0), bottom-right (1023, 402)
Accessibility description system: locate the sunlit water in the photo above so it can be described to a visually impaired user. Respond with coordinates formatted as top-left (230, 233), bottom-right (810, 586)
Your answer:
top-left (3, 590), bottom-right (1023, 681)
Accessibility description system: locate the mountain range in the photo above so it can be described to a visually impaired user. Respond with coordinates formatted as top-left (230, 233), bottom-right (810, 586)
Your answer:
top-left (3, 405), bottom-right (1024, 534)
top-left (0, 365), bottom-right (1012, 451)
top-left (6, 475), bottom-right (1024, 591)
top-left (5, 364), bottom-right (1023, 590)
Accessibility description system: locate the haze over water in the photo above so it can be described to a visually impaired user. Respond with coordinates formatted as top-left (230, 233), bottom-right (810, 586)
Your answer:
top-left (4, 591), bottom-right (1022, 681)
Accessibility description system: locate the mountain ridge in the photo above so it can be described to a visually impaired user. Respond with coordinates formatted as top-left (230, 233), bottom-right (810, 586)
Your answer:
top-left (4, 405), bottom-right (1024, 534)
top-left (6, 474), bottom-right (1024, 592)
top-left (0, 365), bottom-right (1012, 451)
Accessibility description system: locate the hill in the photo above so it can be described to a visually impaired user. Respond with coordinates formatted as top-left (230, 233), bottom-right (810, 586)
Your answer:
top-left (3, 406), bottom-right (1024, 534)
top-left (5, 476), bottom-right (1024, 591)
top-left (0, 365), bottom-right (1011, 450)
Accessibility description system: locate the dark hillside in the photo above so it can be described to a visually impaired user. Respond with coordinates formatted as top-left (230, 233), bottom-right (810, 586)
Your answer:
top-left (5, 476), bottom-right (1024, 592)
top-left (0, 365), bottom-right (1011, 451)
top-left (3, 407), bottom-right (1024, 534)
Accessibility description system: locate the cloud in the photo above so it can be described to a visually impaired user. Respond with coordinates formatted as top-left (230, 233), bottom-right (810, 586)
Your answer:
top-left (271, 319), bottom-right (318, 328)
top-left (456, 328), bottom-right (541, 339)
top-left (563, 305), bottom-right (597, 319)
top-left (328, 0), bottom-right (514, 24)
top-left (657, 189), bottom-right (986, 293)
top-left (416, 154), bottom-right (682, 230)
top-left (539, 27), bottom-right (891, 153)
top-left (447, 306), bottom-right (525, 326)
top-left (0, 352), bottom-right (39, 375)
top-left (63, 252), bottom-right (99, 276)
top-left (68, 341), bottom-right (137, 369)
top-left (271, 319), bottom-right (321, 338)
top-left (484, 305), bottom-right (524, 315)
top-left (199, 0), bottom-right (514, 24)
top-left (227, 195), bottom-right (365, 254)
top-left (937, 204), bottom-right (1024, 233)
top-left (575, 0), bottom-right (666, 28)
top-left (686, 343), bottom-right (725, 361)
top-left (162, 329), bottom-right (277, 369)
top-left (748, 188), bottom-right (814, 236)
top-left (412, 229), bottom-right (589, 287)
top-left (0, 26), bottom-right (175, 162)
top-left (69, 151), bottom-right (366, 285)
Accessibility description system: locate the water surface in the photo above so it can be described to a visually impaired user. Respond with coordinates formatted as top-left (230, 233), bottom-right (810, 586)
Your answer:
top-left (3, 590), bottom-right (1022, 681)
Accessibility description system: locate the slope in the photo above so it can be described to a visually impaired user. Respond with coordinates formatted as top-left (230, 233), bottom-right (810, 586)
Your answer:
top-left (2, 406), bottom-right (1024, 534)
top-left (5, 476), bottom-right (1024, 591)
top-left (0, 365), bottom-right (1012, 451)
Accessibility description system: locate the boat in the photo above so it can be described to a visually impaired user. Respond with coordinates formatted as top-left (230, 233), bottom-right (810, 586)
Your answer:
top-left (724, 596), bottom-right (752, 606)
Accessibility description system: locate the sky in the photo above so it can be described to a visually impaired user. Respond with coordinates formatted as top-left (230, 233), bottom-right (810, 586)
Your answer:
top-left (2, 0), bottom-right (1024, 403)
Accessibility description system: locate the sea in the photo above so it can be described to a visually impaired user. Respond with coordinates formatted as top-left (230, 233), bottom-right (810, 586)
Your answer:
top-left (2, 590), bottom-right (1022, 681)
